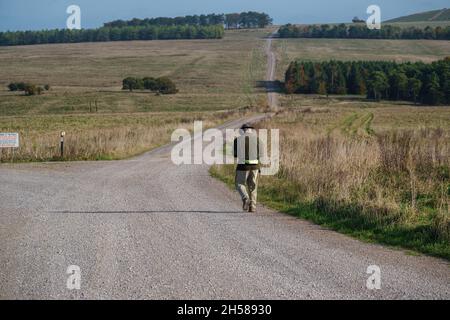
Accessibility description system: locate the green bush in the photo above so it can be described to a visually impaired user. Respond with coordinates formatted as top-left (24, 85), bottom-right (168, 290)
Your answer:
top-left (123, 76), bottom-right (178, 94)
top-left (143, 77), bottom-right (158, 91)
top-left (16, 82), bottom-right (26, 91)
top-left (7, 82), bottom-right (27, 91)
top-left (122, 77), bottom-right (143, 91)
top-left (24, 84), bottom-right (36, 95)
top-left (7, 83), bottom-right (18, 91)
top-left (23, 84), bottom-right (44, 96)
top-left (7, 82), bottom-right (44, 95)
top-left (155, 77), bottom-right (178, 94)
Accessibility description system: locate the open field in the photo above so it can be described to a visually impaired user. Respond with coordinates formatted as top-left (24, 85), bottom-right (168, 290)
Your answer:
top-left (385, 8), bottom-right (450, 24)
top-left (0, 29), bottom-right (271, 161)
top-left (273, 37), bottom-right (450, 79)
top-left (0, 29), bottom-right (270, 116)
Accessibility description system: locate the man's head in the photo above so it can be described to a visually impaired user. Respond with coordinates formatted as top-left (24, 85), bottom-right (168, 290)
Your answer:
top-left (240, 123), bottom-right (254, 134)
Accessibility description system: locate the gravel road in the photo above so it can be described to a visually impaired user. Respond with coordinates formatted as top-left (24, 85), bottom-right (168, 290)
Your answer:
top-left (266, 30), bottom-right (279, 110)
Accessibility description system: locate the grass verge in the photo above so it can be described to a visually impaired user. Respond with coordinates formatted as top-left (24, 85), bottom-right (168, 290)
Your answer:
top-left (210, 159), bottom-right (449, 261)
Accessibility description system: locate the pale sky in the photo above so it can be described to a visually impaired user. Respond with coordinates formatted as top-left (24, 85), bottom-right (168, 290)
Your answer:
top-left (0, 0), bottom-right (448, 31)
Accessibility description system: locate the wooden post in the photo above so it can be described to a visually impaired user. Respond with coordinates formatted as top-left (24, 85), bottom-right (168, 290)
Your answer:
top-left (60, 131), bottom-right (66, 159)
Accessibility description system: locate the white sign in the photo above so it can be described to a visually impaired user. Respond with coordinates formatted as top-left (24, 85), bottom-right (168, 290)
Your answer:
top-left (366, 265), bottom-right (381, 290)
top-left (367, 5), bottom-right (381, 30)
top-left (66, 5), bottom-right (81, 30)
top-left (66, 265), bottom-right (81, 290)
top-left (0, 133), bottom-right (19, 148)
top-left (170, 122), bottom-right (280, 176)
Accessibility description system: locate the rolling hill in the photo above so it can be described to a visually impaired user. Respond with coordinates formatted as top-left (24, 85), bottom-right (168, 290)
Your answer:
top-left (386, 8), bottom-right (450, 23)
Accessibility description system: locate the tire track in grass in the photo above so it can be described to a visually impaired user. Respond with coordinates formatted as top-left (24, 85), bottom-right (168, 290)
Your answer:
top-left (362, 112), bottom-right (374, 136)
top-left (339, 112), bottom-right (375, 137)
top-left (341, 112), bottom-right (360, 135)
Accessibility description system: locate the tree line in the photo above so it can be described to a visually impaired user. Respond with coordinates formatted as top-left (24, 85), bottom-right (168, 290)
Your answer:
top-left (104, 12), bottom-right (273, 30)
top-left (278, 23), bottom-right (450, 40)
top-left (0, 25), bottom-right (224, 46)
top-left (123, 77), bottom-right (178, 94)
top-left (285, 57), bottom-right (450, 105)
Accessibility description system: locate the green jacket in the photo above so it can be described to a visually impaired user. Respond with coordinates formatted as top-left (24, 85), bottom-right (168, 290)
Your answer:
top-left (233, 135), bottom-right (261, 171)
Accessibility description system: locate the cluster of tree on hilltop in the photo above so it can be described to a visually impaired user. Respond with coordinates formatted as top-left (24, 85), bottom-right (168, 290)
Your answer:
top-left (285, 58), bottom-right (450, 105)
top-left (122, 77), bottom-right (178, 95)
top-left (0, 25), bottom-right (224, 46)
top-left (278, 23), bottom-right (450, 40)
top-left (104, 12), bottom-right (273, 29)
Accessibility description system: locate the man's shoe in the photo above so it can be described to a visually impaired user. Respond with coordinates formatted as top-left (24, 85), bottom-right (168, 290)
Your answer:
top-left (249, 206), bottom-right (256, 213)
top-left (243, 199), bottom-right (250, 211)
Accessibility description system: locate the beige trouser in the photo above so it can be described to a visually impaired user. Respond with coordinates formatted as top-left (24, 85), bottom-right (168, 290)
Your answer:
top-left (235, 170), bottom-right (259, 208)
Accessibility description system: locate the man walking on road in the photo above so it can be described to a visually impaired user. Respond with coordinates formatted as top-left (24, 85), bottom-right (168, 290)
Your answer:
top-left (233, 123), bottom-right (264, 213)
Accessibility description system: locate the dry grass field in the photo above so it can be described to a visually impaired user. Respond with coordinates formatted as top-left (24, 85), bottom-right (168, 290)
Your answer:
top-left (0, 29), bottom-right (270, 116)
top-left (273, 37), bottom-right (450, 79)
top-left (0, 110), bottom-right (251, 161)
top-left (0, 29), bottom-right (271, 161)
